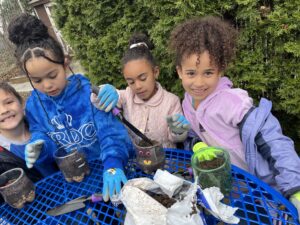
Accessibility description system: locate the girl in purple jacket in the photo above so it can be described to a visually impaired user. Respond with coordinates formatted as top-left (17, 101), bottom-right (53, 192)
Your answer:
top-left (169, 16), bottom-right (300, 221)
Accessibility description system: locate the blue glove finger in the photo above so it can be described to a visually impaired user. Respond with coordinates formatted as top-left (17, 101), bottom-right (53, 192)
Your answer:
top-left (182, 123), bottom-right (190, 130)
top-left (98, 91), bottom-right (110, 107)
top-left (26, 157), bottom-right (37, 163)
top-left (25, 149), bottom-right (29, 158)
top-left (109, 178), bottom-right (116, 198)
top-left (172, 121), bottom-right (181, 127)
top-left (100, 95), bottom-right (116, 110)
top-left (172, 114), bottom-right (180, 122)
top-left (97, 85), bottom-right (109, 98)
top-left (173, 114), bottom-right (188, 127)
top-left (176, 115), bottom-right (186, 124)
top-left (26, 162), bottom-right (33, 169)
top-left (36, 139), bottom-right (45, 145)
top-left (172, 116), bottom-right (182, 127)
top-left (103, 179), bottom-right (109, 202)
top-left (174, 120), bottom-right (187, 129)
top-left (103, 102), bottom-right (112, 113)
top-left (115, 179), bottom-right (122, 195)
top-left (31, 139), bottom-right (45, 148)
top-left (25, 147), bottom-right (33, 154)
top-left (26, 151), bottom-right (36, 157)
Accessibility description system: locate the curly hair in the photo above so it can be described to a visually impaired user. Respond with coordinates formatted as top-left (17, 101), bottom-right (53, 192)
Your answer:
top-left (169, 16), bottom-right (238, 72)
top-left (8, 13), bottom-right (65, 73)
top-left (121, 33), bottom-right (157, 70)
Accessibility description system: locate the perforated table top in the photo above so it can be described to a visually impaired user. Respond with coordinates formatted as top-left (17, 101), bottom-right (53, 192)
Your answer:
top-left (0, 148), bottom-right (299, 225)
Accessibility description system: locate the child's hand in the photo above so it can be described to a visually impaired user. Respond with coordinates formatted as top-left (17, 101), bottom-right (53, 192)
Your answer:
top-left (102, 168), bottom-right (127, 202)
top-left (25, 139), bottom-right (44, 168)
top-left (166, 114), bottom-right (190, 134)
top-left (290, 191), bottom-right (300, 222)
top-left (192, 142), bottom-right (222, 161)
top-left (91, 84), bottom-right (118, 112)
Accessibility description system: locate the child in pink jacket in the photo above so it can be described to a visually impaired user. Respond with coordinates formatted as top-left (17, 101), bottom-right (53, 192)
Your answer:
top-left (91, 33), bottom-right (190, 148)
top-left (169, 16), bottom-right (300, 221)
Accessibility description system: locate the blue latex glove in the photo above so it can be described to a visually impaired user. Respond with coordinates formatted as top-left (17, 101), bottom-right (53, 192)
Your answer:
top-left (103, 168), bottom-right (127, 202)
top-left (166, 114), bottom-right (191, 134)
top-left (290, 191), bottom-right (300, 223)
top-left (96, 84), bottom-right (119, 112)
top-left (25, 139), bottom-right (44, 168)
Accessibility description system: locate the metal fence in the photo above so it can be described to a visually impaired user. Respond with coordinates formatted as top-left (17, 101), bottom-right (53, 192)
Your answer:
top-left (0, 0), bottom-right (24, 80)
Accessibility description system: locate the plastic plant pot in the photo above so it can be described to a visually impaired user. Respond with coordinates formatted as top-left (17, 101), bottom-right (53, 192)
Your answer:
top-left (191, 146), bottom-right (232, 195)
top-left (134, 139), bottom-right (165, 174)
top-left (54, 149), bottom-right (90, 183)
top-left (0, 168), bottom-right (35, 209)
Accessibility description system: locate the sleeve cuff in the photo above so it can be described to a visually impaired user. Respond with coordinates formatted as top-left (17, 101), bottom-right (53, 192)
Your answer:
top-left (103, 157), bottom-right (124, 171)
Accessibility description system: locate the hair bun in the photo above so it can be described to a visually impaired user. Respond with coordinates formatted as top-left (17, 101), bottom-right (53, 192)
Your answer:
top-left (8, 13), bottom-right (49, 46)
top-left (129, 33), bottom-right (154, 50)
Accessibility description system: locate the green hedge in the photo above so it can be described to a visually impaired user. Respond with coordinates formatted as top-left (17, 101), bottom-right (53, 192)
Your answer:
top-left (53, 0), bottom-right (300, 150)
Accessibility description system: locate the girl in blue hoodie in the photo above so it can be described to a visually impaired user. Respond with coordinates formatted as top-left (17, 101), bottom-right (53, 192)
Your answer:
top-left (8, 13), bottom-right (134, 202)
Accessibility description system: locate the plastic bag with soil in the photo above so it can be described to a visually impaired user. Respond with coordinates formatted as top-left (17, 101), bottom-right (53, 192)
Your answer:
top-left (120, 169), bottom-right (205, 225)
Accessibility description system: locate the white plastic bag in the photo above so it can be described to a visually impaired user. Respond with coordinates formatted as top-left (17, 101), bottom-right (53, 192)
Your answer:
top-left (167, 180), bottom-right (205, 225)
top-left (120, 170), bottom-right (204, 225)
top-left (120, 170), bottom-right (240, 225)
top-left (201, 187), bottom-right (240, 224)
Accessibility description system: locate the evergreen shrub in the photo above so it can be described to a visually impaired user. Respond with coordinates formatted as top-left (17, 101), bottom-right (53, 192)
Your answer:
top-left (53, 0), bottom-right (300, 151)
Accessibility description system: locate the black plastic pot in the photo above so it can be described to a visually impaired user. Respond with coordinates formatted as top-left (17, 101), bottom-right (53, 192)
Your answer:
top-left (0, 168), bottom-right (35, 209)
top-left (54, 149), bottom-right (90, 182)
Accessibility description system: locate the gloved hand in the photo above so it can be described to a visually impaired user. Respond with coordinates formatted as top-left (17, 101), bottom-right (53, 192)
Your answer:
top-left (166, 114), bottom-right (191, 134)
top-left (193, 142), bottom-right (222, 161)
top-left (25, 139), bottom-right (44, 168)
top-left (102, 168), bottom-right (127, 202)
top-left (290, 191), bottom-right (300, 222)
top-left (94, 84), bottom-right (119, 112)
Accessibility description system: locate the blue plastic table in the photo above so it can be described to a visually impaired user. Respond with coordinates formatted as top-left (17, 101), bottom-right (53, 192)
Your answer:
top-left (0, 148), bottom-right (299, 225)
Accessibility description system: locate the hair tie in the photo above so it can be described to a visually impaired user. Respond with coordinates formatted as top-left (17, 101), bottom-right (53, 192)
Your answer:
top-left (129, 42), bottom-right (148, 49)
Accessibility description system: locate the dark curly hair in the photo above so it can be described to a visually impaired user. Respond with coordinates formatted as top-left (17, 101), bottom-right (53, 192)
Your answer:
top-left (8, 13), bottom-right (65, 74)
top-left (121, 33), bottom-right (157, 70)
top-left (169, 16), bottom-right (238, 72)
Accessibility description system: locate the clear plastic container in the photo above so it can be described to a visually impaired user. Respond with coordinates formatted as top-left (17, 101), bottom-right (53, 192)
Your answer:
top-left (134, 139), bottom-right (165, 174)
top-left (54, 148), bottom-right (90, 182)
top-left (191, 146), bottom-right (232, 195)
top-left (0, 168), bottom-right (35, 209)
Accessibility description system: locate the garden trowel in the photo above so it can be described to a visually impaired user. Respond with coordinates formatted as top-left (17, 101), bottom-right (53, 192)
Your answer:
top-left (47, 193), bottom-right (103, 216)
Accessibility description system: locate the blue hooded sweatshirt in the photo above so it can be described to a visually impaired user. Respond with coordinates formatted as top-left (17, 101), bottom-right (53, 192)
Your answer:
top-left (25, 74), bottom-right (134, 171)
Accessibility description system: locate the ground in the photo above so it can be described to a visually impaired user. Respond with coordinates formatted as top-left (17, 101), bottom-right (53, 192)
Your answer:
top-left (0, 63), bottom-right (21, 82)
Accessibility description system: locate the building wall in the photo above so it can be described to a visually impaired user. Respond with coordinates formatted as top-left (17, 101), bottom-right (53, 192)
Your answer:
top-left (33, 4), bottom-right (58, 42)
